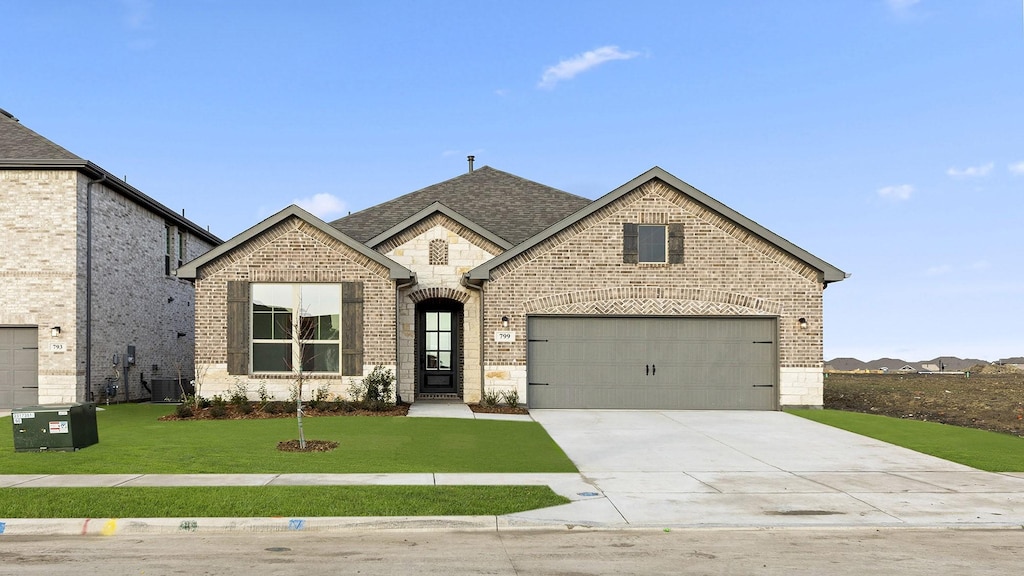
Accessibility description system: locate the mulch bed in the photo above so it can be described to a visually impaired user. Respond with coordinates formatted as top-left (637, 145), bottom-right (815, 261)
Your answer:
top-left (159, 402), bottom-right (409, 421)
top-left (276, 439), bottom-right (339, 452)
top-left (468, 403), bottom-right (530, 415)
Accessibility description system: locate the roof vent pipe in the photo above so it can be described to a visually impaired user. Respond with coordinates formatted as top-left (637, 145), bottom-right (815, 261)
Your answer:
top-left (467, 155), bottom-right (475, 173)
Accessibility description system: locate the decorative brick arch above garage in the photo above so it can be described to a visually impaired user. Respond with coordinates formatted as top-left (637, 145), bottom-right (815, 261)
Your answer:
top-left (523, 287), bottom-right (784, 316)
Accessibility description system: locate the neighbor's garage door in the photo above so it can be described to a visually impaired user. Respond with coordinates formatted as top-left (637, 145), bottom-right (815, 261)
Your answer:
top-left (0, 327), bottom-right (39, 410)
top-left (527, 317), bottom-right (776, 410)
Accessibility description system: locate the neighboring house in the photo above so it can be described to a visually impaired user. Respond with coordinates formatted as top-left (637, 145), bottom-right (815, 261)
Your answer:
top-left (0, 109), bottom-right (220, 410)
top-left (179, 161), bottom-right (846, 409)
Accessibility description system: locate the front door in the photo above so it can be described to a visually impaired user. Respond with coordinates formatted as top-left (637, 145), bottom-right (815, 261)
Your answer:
top-left (417, 301), bottom-right (461, 395)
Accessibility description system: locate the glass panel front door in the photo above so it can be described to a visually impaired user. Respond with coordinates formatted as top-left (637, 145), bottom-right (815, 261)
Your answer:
top-left (418, 303), bottom-right (460, 395)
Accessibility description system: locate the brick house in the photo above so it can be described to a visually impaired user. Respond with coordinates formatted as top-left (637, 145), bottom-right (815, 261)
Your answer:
top-left (179, 161), bottom-right (845, 409)
top-left (0, 109), bottom-right (220, 410)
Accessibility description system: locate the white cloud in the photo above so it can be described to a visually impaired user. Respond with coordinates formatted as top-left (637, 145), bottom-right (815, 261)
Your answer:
top-left (538, 45), bottom-right (641, 89)
top-left (926, 264), bottom-right (952, 276)
top-left (971, 260), bottom-right (991, 271)
top-left (946, 162), bottom-right (993, 177)
top-left (494, 88), bottom-right (510, 97)
top-left (1009, 161), bottom-right (1024, 175)
top-left (293, 193), bottom-right (347, 219)
top-left (877, 184), bottom-right (914, 200)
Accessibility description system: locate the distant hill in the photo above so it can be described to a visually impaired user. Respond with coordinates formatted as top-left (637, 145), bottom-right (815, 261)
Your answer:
top-left (826, 356), bottom-right (994, 372)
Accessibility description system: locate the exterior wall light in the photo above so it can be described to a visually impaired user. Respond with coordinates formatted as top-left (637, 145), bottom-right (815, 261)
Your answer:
top-left (501, 316), bottom-right (509, 328)
top-left (50, 326), bottom-right (61, 337)
top-left (798, 318), bottom-right (808, 330)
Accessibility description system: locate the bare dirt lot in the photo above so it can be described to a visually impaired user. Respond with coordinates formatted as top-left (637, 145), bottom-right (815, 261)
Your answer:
top-left (824, 371), bottom-right (1024, 437)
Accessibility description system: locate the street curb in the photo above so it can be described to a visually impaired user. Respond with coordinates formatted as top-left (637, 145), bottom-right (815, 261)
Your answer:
top-left (3, 516), bottom-right (1024, 536)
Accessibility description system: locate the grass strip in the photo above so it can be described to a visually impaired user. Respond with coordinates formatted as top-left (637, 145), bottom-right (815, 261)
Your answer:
top-left (0, 404), bottom-right (576, 474)
top-left (789, 409), bottom-right (1024, 472)
top-left (0, 485), bottom-right (569, 518)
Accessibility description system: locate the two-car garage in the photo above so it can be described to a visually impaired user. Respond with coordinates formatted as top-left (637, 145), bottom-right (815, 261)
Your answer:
top-left (526, 317), bottom-right (777, 410)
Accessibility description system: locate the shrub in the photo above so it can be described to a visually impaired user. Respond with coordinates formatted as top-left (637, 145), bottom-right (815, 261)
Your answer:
top-left (501, 389), bottom-right (520, 407)
top-left (482, 390), bottom-right (501, 407)
top-left (352, 366), bottom-right (395, 411)
top-left (174, 404), bottom-right (194, 418)
top-left (312, 384), bottom-right (331, 404)
top-left (210, 394), bottom-right (227, 408)
top-left (237, 403), bottom-right (254, 415)
top-left (209, 404), bottom-right (228, 419)
top-left (229, 381), bottom-right (249, 407)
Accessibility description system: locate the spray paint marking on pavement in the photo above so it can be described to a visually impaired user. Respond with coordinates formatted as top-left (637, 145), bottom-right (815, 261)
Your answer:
top-left (288, 519), bottom-right (306, 531)
top-left (101, 519), bottom-right (117, 536)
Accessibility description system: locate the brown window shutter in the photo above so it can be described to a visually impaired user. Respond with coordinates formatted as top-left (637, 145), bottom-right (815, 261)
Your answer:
top-left (342, 281), bottom-right (364, 376)
top-left (226, 280), bottom-right (250, 375)
top-left (668, 223), bottom-right (684, 264)
top-left (622, 223), bottom-right (639, 263)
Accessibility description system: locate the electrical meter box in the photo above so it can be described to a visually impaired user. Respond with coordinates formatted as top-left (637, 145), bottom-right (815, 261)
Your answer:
top-left (11, 403), bottom-right (99, 452)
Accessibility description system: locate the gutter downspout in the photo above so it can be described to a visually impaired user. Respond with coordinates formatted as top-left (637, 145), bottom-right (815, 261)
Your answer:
top-left (461, 274), bottom-right (485, 402)
top-left (395, 275), bottom-right (417, 403)
top-left (85, 174), bottom-right (106, 403)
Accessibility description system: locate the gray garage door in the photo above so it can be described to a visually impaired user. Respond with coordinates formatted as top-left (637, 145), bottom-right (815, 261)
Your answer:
top-left (527, 317), bottom-right (777, 410)
top-left (0, 327), bottom-right (39, 410)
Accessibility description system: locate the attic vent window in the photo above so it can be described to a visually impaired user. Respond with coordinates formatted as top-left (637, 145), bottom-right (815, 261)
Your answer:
top-left (429, 239), bottom-right (449, 266)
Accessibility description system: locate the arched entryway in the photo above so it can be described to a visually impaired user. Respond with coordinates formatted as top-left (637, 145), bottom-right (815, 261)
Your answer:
top-left (415, 298), bottom-right (464, 397)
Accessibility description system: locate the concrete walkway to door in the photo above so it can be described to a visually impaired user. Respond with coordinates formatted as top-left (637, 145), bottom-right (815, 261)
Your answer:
top-left (507, 410), bottom-right (1024, 528)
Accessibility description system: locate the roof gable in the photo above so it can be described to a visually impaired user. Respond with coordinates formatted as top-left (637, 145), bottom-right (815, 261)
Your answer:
top-left (468, 166), bottom-right (847, 283)
top-left (177, 205), bottom-right (413, 280)
top-left (365, 201), bottom-right (513, 251)
top-left (330, 166), bottom-right (591, 246)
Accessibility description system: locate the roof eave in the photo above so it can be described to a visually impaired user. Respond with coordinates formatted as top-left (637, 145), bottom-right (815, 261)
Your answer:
top-left (0, 159), bottom-right (222, 246)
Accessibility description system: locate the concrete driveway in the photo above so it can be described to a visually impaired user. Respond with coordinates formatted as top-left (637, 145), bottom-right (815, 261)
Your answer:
top-left (508, 410), bottom-right (1024, 528)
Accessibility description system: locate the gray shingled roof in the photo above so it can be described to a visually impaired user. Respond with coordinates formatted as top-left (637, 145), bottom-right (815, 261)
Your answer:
top-left (329, 166), bottom-right (592, 246)
top-left (0, 109), bottom-right (81, 160)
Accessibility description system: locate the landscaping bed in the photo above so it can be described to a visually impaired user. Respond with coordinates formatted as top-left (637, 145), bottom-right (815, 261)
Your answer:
top-left (159, 401), bottom-right (409, 420)
top-left (824, 371), bottom-right (1024, 437)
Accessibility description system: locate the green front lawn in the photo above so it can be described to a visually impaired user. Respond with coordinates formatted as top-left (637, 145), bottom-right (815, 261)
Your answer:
top-left (0, 404), bottom-right (576, 474)
top-left (789, 409), bottom-right (1024, 472)
top-left (0, 485), bottom-right (569, 518)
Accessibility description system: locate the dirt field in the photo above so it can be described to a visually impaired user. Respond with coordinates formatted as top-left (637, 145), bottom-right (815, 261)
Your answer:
top-left (824, 372), bottom-right (1024, 437)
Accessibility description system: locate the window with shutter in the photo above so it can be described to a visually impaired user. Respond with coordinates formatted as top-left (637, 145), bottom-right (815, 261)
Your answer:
top-left (242, 283), bottom-right (358, 375)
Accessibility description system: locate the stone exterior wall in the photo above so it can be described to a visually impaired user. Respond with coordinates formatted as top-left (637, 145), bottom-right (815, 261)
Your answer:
top-left (0, 170), bottom-right (215, 405)
top-left (483, 180), bottom-right (827, 407)
top-left (381, 215), bottom-right (500, 403)
top-left (193, 216), bottom-right (397, 401)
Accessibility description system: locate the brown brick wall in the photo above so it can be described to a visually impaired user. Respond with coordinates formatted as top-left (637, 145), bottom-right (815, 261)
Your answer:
top-left (484, 180), bottom-right (825, 371)
top-left (193, 216), bottom-right (396, 396)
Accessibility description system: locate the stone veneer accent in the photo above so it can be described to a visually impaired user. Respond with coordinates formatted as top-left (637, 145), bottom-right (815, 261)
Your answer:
top-left (0, 170), bottom-right (215, 404)
top-left (481, 179), bottom-right (826, 407)
top-left (193, 216), bottom-right (396, 400)
top-left (382, 217), bottom-right (498, 402)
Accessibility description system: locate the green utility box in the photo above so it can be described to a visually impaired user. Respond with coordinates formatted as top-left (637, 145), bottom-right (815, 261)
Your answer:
top-left (11, 403), bottom-right (99, 452)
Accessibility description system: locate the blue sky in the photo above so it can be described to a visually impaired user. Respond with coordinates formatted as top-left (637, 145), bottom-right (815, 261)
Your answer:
top-left (2, 1), bottom-right (1022, 362)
